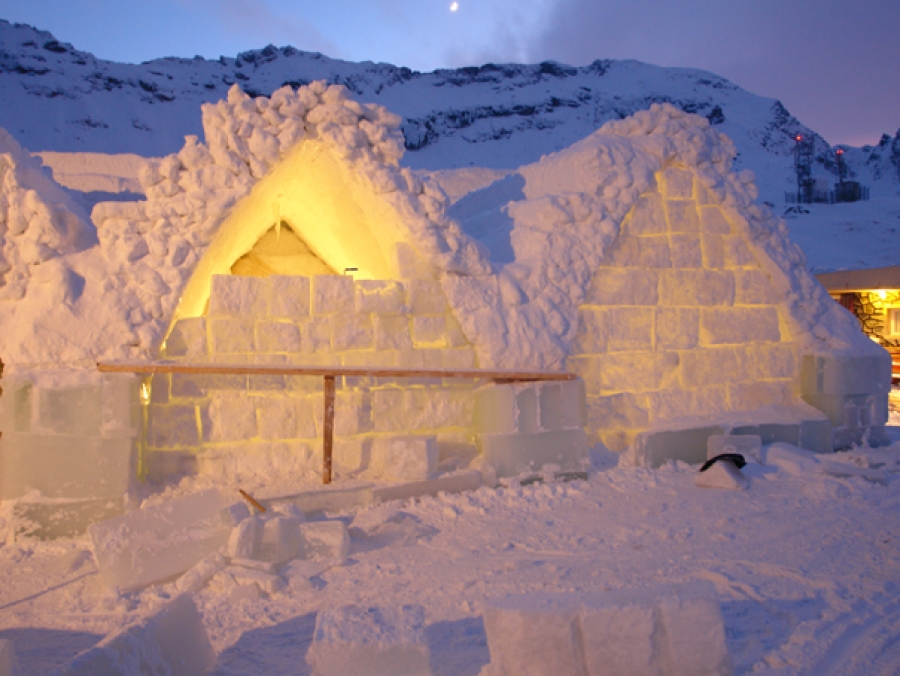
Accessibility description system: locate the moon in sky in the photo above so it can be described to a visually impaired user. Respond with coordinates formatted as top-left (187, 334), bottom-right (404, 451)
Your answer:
top-left (450, 2), bottom-right (459, 11)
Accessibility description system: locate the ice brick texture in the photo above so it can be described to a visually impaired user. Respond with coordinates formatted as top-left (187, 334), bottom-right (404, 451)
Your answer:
top-left (483, 582), bottom-right (732, 676)
top-left (306, 604), bottom-right (431, 676)
top-left (0, 374), bottom-right (139, 500)
top-left (147, 273), bottom-right (479, 482)
top-left (55, 594), bottom-right (215, 676)
top-left (570, 168), bottom-right (800, 452)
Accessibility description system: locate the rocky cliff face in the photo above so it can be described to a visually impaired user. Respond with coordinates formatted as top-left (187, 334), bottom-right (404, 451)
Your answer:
top-left (0, 19), bottom-right (897, 202)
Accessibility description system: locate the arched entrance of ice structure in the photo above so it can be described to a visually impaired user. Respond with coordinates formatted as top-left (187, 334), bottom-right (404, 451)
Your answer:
top-left (168, 139), bottom-right (415, 327)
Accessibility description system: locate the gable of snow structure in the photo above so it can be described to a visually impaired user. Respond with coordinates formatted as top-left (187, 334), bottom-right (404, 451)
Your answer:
top-left (439, 103), bottom-right (890, 454)
top-left (89, 81), bottom-right (490, 356)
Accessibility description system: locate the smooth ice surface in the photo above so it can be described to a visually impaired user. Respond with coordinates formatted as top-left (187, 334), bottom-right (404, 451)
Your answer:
top-left (707, 435), bottom-right (762, 463)
top-left (0, 640), bottom-right (20, 676)
top-left (370, 436), bottom-right (438, 482)
top-left (300, 521), bottom-right (350, 562)
top-left (11, 496), bottom-right (125, 540)
top-left (89, 489), bottom-right (229, 592)
top-left (695, 461), bottom-right (750, 491)
top-left (480, 429), bottom-right (589, 479)
top-left (55, 594), bottom-right (215, 676)
top-left (0, 433), bottom-right (134, 500)
top-left (306, 604), bottom-right (431, 676)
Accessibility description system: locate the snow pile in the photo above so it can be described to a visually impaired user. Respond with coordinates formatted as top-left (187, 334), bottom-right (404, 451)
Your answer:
top-left (0, 129), bottom-right (90, 303)
top-left (443, 103), bottom-right (879, 370)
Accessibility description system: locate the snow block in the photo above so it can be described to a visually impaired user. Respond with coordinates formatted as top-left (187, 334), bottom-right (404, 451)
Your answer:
top-left (175, 552), bottom-right (225, 593)
top-left (483, 583), bottom-right (732, 676)
top-left (56, 594), bottom-right (215, 676)
top-left (480, 429), bottom-right (589, 479)
top-left (0, 433), bottom-right (134, 500)
top-left (257, 515), bottom-right (302, 564)
top-left (707, 435), bottom-right (761, 463)
top-left (163, 318), bottom-right (208, 358)
top-left (801, 354), bottom-right (891, 397)
top-left (0, 639), bottom-right (20, 676)
top-left (300, 521), bottom-right (350, 561)
top-left (371, 436), bottom-right (438, 481)
top-left (264, 484), bottom-right (374, 517)
top-left (631, 426), bottom-right (726, 467)
top-left (474, 380), bottom-right (586, 435)
top-left (89, 489), bottom-right (230, 592)
top-left (306, 604), bottom-right (431, 676)
top-left (209, 274), bottom-right (268, 317)
top-left (484, 594), bottom-right (587, 676)
top-left (226, 517), bottom-right (259, 559)
top-left (654, 582), bottom-right (733, 676)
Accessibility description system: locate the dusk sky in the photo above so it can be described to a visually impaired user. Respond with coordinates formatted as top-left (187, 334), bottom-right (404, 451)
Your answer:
top-left (0, 0), bottom-right (897, 147)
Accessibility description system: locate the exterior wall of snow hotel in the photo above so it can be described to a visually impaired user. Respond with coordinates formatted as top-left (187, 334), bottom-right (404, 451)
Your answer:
top-left (0, 83), bottom-right (893, 512)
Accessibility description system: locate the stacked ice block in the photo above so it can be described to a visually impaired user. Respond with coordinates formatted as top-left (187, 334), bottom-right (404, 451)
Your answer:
top-left (474, 378), bottom-right (589, 480)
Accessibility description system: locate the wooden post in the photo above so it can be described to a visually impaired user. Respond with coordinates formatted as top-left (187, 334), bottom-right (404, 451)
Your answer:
top-left (322, 375), bottom-right (335, 484)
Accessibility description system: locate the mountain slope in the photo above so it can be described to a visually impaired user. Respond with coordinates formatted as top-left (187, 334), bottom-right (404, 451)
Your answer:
top-left (1, 18), bottom-right (898, 205)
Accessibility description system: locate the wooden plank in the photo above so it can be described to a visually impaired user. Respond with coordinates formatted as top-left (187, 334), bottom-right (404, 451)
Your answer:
top-left (322, 376), bottom-right (335, 485)
top-left (97, 361), bottom-right (576, 382)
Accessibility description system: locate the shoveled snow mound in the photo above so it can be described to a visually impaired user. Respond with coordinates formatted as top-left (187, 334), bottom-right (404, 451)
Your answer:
top-left (0, 129), bottom-right (91, 303)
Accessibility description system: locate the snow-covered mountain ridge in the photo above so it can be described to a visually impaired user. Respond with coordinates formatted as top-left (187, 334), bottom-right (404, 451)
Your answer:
top-left (1, 18), bottom-right (898, 205)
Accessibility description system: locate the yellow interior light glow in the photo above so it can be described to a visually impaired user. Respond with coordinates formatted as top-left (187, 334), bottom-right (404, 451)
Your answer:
top-left (168, 140), bottom-right (415, 331)
top-left (876, 289), bottom-right (888, 300)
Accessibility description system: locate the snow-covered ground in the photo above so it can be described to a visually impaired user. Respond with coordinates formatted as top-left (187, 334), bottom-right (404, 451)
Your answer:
top-left (1, 429), bottom-right (899, 675)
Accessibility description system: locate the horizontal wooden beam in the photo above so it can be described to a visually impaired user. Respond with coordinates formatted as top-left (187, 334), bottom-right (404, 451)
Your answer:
top-left (97, 360), bottom-right (577, 382)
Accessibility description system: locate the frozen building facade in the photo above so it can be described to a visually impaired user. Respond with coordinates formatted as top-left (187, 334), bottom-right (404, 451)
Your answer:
top-left (0, 82), bottom-right (892, 510)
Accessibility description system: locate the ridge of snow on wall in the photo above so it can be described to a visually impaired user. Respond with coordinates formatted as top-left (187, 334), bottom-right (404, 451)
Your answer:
top-left (441, 103), bottom-right (879, 370)
top-left (90, 81), bottom-right (490, 356)
top-left (0, 129), bottom-right (90, 302)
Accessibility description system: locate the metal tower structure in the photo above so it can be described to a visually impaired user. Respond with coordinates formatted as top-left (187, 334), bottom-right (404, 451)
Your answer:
top-left (794, 134), bottom-right (814, 204)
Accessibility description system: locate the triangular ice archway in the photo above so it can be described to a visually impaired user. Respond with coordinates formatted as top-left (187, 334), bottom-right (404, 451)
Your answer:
top-left (172, 139), bottom-right (410, 322)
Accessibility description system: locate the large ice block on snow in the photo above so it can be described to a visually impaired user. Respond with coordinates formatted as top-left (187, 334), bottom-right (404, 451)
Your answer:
top-left (56, 594), bottom-right (215, 676)
top-left (0, 640), bottom-right (20, 676)
top-left (306, 604), bottom-right (431, 676)
top-left (0, 433), bottom-right (135, 500)
top-left (484, 594), bottom-right (587, 676)
top-left (89, 489), bottom-right (230, 592)
top-left (483, 583), bottom-right (732, 676)
top-left (300, 521), bottom-right (350, 561)
top-left (479, 429), bottom-right (589, 479)
top-left (653, 582), bottom-right (733, 676)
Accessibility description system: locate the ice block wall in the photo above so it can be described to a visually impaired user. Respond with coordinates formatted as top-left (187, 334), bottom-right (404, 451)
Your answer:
top-left (570, 167), bottom-right (803, 452)
top-left (0, 373), bottom-right (140, 500)
top-left (148, 273), bottom-right (482, 481)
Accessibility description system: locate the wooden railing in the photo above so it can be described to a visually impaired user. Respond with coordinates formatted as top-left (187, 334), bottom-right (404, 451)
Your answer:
top-left (97, 361), bottom-right (576, 484)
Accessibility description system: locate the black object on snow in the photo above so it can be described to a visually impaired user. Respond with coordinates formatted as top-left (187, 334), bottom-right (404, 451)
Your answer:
top-left (699, 453), bottom-right (747, 473)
